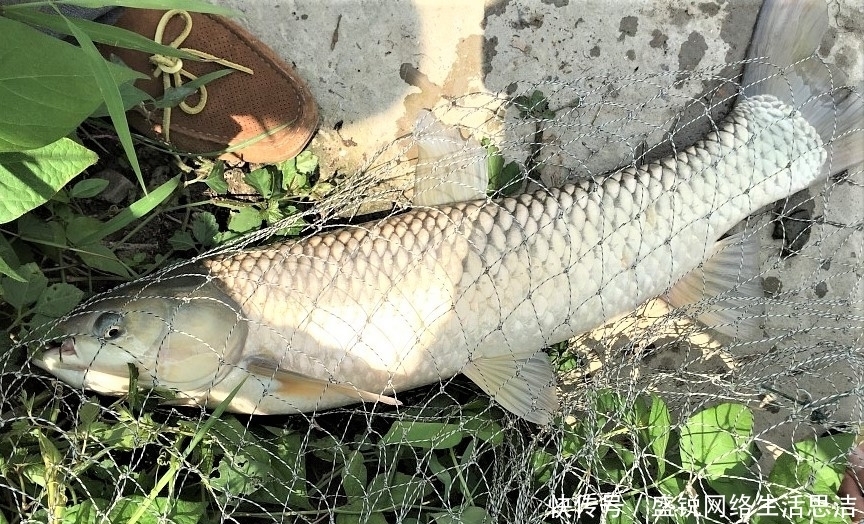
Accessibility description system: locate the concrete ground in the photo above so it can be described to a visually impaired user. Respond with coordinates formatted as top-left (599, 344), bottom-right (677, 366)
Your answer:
top-left (212, 0), bottom-right (863, 468)
top-left (213, 0), bottom-right (863, 177)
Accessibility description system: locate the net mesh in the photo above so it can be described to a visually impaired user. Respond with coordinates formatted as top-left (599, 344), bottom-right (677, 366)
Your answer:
top-left (1, 39), bottom-right (863, 524)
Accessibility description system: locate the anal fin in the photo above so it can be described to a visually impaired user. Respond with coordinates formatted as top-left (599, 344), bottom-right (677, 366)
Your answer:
top-left (245, 356), bottom-right (401, 407)
top-left (665, 230), bottom-right (763, 339)
top-left (462, 351), bottom-right (558, 425)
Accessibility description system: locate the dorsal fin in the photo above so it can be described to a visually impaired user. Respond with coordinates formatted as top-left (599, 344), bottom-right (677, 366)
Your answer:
top-left (412, 110), bottom-right (488, 206)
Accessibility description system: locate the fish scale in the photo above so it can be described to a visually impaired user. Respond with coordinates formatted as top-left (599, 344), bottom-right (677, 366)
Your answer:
top-left (197, 96), bottom-right (822, 413)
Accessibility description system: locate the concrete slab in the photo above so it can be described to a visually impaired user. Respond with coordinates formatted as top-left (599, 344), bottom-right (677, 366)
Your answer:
top-left (214, 0), bottom-right (862, 177)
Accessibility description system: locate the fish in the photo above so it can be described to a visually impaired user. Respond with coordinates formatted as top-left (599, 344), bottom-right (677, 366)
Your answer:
top-left (33, 0), bottom-right (863, 425)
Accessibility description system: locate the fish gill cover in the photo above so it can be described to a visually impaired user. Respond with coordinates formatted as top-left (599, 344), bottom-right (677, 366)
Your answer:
top-left (1, 1), bottom-right (863, 523)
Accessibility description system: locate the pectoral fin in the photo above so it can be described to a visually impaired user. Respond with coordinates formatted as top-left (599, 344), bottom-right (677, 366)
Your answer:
top-left (244, 356), bottom-right (401, 407)
top-left (413, 110), bottom-right (488, 206)
top-left (665, 231), bottom-right (763, 339)
top-left (462, 351), bottom-right (558, 425)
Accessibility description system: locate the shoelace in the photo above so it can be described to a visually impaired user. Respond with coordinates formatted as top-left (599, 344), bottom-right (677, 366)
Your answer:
top-left (149, 9), bottom-right (254, 143)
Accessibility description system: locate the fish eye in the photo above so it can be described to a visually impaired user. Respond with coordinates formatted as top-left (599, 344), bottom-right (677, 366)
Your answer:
top-left (93, 312), bottom-right (125, 341)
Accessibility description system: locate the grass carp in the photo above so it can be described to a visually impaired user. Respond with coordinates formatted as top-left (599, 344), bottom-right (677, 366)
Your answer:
top-left (34, 0), bottom-right (863, 425)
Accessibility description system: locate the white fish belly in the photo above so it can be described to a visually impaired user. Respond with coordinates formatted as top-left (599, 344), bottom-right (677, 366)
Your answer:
top-left (204, 94), bottom-right (824, 407)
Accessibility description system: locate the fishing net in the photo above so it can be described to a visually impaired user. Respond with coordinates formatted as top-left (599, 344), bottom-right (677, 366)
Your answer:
top-left (1, 14), bottom-right (863, 524)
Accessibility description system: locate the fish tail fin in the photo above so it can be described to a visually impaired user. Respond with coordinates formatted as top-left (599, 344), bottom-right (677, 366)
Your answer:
top-left (742, 0), bottom-right (864, 175)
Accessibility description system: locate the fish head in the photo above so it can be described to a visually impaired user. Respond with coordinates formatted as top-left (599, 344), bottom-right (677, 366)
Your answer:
top-left (33, 275), bottom-right (248, 397)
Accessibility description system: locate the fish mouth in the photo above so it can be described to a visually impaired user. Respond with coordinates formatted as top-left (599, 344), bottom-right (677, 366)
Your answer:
top-left (56, 337), bottom-right (78, 359)
top-left (34, 337), bottom-right (85, 371)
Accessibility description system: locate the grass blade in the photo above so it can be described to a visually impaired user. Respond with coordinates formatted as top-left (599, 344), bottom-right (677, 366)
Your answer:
top-left (77, 174), bottom-right (181, 245)
top-left (58, 9), bottom-right (146, 192)
top-left (2, 8), bottom-right (198, 58)
top-left (4, 1), bottom-right (238, 16)
top-left (153, 69), bottom-right (235, 109)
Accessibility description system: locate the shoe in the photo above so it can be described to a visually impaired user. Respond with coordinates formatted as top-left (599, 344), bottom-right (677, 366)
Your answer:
top-left (101, 9), bottom-right (319, 163)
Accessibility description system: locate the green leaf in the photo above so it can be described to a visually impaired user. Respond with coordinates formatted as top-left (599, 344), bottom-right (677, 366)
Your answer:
top-left (708, 460), bottom-right (760, 499)
top-left (680, 403), bottom-right (754, 480)
top-left (245, 168), bottom-right (274, 199)
top-left (56, 498), bottom-right (106, 524)
top-left (428, 453), bottom-right (455, 495)
top-left (461, 416), bottom-right (504, 445)
top-left (279, 157), bottom-right (298, 189)
top-left (264, 202), bottom-right (286, 225)
top-left (84, 416), bottom-right (158, 450)
top-left (0, 262), bottom-right (47, 310)
top-left (228, 207), bottom-right (263, 233)
top-left (0, 256), bottom-right (24, 283)
top-left (531, 450), bottom-right (556, 484)
top-left (16, 213), bottom-right (66, 249)
top-left (514, 90), bottom-right (555, 119)
top-left (204, 162), bottom-right (228, 195)
top-left (295, 150), bottom-right (319, 174)
top-left (89, 81), bottom-right (152, 117)
top-left (279, 153), bottom-right (316, 193)
top-left (483, 138), bottom-right (504, 187)
top-left (168, 230), bottom-right (196, 252)
top-left (191, 212), bottom-right (219, 247)
top-left (65, 216), bottom-right (107, 246)
top-left (0, 233), bottom-right (21, 268)
top-left (0, 17), bottom-right (140, 152)
top-left (342, 450), bottom-right (367, 500)
top-left (0, 138), bottom-right (97, 224)
top-left (381, 421), bottom-right (465, 450)
top-left (76, 175), bottom-right (181, 245)
top-left (657, 472), bottom-right (685, 498)
top-left (77, 399), bottom-right (101, 429)
top-left (50, 188), bottom-right (71, 204)
top-left (488, 158), bottom-right (521, 196)
top-left (34, 283), bottom-right (84, 318)
top-left (645, 395), bottom-right (671, 477)
top-left (597, 442), bottom-right (636, 485)
top-left (366, 472), bottom-right (432, 512)
top-left (0, 233), bottom-right (25, 282)
top-left (213, 230), bottom-right (242, 245)
top-left (769, 433), bottom-right (853, 493)
top-left (211, 450), bottom-right (268, 498)
top-left (594, 390), bottom-right (623, 427)
top-left (77, 243), bottom-right (132, 277)
top-left (193, 415), bottom-right (251, 450)
top-left (69, 178), bottom-right (109, 199)
top-left (108, 496), bottom-right (205, 524)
